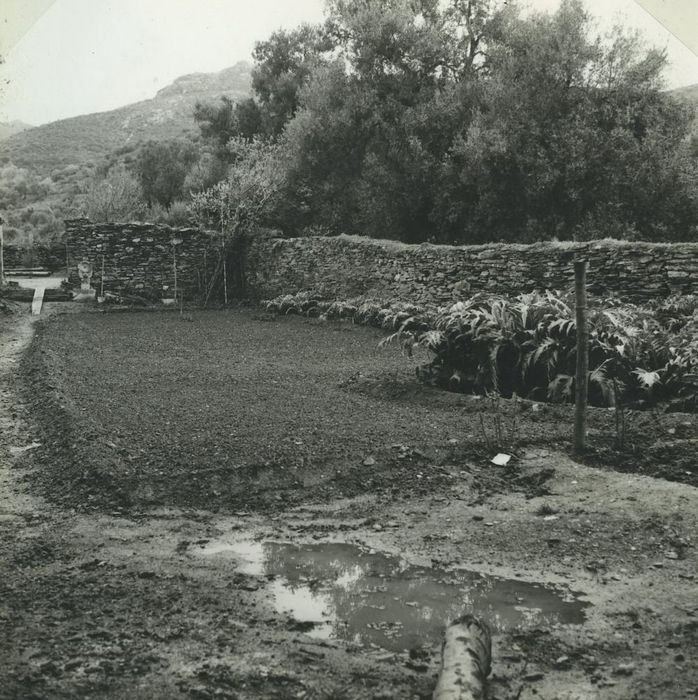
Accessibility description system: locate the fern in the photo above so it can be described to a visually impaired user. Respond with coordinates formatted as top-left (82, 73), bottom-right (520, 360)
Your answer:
top-left (264, 290), bottom-right (698, 413)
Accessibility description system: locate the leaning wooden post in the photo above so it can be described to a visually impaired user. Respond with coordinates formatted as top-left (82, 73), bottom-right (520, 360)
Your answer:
top-left (433, 615), bottom-right (491, 700)
top-left (574, 259), bottom-right (588, 455)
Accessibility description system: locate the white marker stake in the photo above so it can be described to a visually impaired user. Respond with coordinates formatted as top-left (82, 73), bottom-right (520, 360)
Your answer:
top-left (31, 286), bottom-right (45, 315)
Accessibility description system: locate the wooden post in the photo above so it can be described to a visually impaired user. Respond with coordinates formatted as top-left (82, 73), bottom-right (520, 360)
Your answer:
top-left (170, 237), bottom-right (183, 303)
top-left (223, 257), bottom-right (228, 305)
top-left (173, 246), bottom-right (178, 301)
top-left (574, 259), bottom-right (588, 455)
top-left (433, 615), bottom-right (491, 700)
top-left (203, 249), bottom-right (208, 292)
top-left (0, 215), bottom-right (5, 286)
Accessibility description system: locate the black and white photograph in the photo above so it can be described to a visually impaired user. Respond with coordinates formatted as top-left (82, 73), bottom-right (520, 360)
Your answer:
top-left (0, 0), bottom-right (697, 697)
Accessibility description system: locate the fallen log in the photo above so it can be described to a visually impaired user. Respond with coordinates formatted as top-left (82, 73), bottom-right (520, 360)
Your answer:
top-left (433, 615), bottom-right (491, 700)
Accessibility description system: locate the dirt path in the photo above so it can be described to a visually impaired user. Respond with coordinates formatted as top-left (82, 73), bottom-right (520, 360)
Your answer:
top-left (1, 308), bottom-right (697, 699)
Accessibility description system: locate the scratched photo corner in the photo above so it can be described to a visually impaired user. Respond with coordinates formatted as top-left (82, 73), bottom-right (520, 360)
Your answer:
top-left (0, 0), bottom-right (697, 698)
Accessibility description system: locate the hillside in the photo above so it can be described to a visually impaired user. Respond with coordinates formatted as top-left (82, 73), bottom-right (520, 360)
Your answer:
top-left (0, 121), bottom-right (33, 141)
top-left (0, 62), bottom-right (252, 246)
top-left (672, 83), bottom-right (698, 105)
top-left (1, 62), bottom-right (252, 176)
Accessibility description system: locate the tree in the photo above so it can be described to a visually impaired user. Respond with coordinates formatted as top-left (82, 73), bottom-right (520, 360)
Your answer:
top-left (281, 0), bottom-right (508, 241)
top-left (195, 24), bottom-right (335, 149)
top-left (83, 166), bottom-right (145, 222)
top-left (436, 0), bottom-right (698, 242)
top-left (180, 151), bottom-right (227, 196)
top-left (135, 140), bottom-right (199, 208)
top-left (0, 163), bottom-right (52, 209)
top-left (284, 0), bottom-right (697, 242)
top-left (189, 137), bottom-right (286, 235)
top-left (251, 24), bottom-right (335, 137)
top-left (195, 0), bottom-right (698, 243)
top-left (194, 97), bottom-right (239, 156)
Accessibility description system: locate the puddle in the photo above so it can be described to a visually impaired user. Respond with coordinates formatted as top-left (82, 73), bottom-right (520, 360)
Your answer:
top-left (196, 539), bottom-right (589, 652)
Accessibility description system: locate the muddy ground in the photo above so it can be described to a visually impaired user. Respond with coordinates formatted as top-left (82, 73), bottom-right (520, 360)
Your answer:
top-left (1, 305), bottom-right (696, 699)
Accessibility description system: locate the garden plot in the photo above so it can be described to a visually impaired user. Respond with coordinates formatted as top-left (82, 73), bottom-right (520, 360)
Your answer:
top-left (22, 309), bottom-right (577, 512)
top-left (1, 308), bottom-right (696, 699)
top-left (23, 307), bottom-right (697, 514)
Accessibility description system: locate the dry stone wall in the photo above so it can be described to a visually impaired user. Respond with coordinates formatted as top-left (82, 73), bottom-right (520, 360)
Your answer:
top-left (61, 221), bottom-right (698, 305)
top-left (64, 219), bottom-right (218, 299)
top-left (3, 244), bottom-right (66, 271)
top-left (245, 234), bottom-right (698, 304)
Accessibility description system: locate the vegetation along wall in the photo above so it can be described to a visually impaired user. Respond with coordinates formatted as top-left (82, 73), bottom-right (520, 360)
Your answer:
top-left (245, 234), bottom-right (698, 304)
top-left (64, 219), bottom-right (218, 299)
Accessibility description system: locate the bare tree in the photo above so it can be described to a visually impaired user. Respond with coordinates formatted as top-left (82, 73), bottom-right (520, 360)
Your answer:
top-left (83, 166), bottom-right (146, 222)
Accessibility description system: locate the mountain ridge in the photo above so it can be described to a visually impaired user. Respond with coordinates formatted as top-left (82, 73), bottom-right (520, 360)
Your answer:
top-left (1, 61), bottom-right (252, 175)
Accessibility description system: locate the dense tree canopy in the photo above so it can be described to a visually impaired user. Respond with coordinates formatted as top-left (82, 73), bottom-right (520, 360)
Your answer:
top-left (194, 23), bottom-right (333, 152)
top-left (439, 1), bottom-right (698, 242)
top-left (135, 140), bottom-right (199, 208)
top-left (195, 0), bottom-right (698, 243)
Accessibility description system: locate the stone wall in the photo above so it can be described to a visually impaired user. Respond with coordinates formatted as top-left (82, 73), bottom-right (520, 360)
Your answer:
top-left (3, 244), bottom-right (66, 271)
top-left (61, 221), bottom-right (698, 305)
top-left (64, 219), bottom-right (219, 299)
top-left (245, 234), bottom-right (698, 304)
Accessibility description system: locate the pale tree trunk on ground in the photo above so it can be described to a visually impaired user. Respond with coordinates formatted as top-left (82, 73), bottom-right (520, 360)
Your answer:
top-left (433, 615), bottom-right (491, 700)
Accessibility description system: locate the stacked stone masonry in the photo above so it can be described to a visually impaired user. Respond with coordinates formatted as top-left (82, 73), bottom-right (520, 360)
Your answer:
top-left (64, 219), bottom-right (218, 299)
top-left (61, 221), bottom-right (698, 305)
top-left (3, 244), bottom-right (66, 271)
top-left (245, 234), bottom-right (698, 304)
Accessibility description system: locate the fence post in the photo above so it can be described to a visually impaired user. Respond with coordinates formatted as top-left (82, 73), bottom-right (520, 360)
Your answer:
top-left (574, 259), bottom-right (588, 455)
top-left (0, 215), bottom-right (5, 285)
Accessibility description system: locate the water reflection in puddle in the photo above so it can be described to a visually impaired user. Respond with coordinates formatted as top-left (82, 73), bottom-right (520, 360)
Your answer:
top-left (196, 539), bottom-right (589, 651)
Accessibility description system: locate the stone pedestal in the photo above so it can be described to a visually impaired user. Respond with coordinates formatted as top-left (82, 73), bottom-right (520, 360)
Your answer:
top-left (73, 289), bottom-right (96, 302)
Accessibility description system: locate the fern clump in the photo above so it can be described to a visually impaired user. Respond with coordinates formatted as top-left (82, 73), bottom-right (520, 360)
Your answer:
top-left (262, 289), bottom-right (698, 412)
top-left (384, 291), bottom-right (698, 412)
top-left (263, 292), bottom-right (434, 330)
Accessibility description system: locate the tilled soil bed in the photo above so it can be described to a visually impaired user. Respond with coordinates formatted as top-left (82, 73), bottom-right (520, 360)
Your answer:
top-left (20, 309), bottom-right (697, 513)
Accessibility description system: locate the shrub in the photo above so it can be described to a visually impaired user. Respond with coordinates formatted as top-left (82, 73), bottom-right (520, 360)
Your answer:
top-left (390, 291), bottom-right (698, 412)
top-left (262, 289), bottom-right (698, 412)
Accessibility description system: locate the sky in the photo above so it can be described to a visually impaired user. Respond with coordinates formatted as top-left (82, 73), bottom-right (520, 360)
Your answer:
top-left (0, 0), bottom-right (696, 127)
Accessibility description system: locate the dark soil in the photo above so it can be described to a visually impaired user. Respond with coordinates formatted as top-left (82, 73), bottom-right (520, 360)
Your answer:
top-left (21, 310), bottom-right (697, 516)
